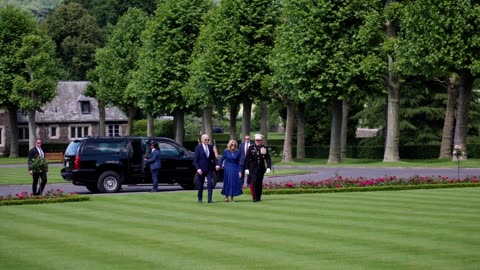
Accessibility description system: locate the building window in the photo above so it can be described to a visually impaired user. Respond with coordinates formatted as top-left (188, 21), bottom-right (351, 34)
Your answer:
top-left (49, 125), bottom-right (60, 139)
top-left (0, 126), bottom-right (4, 147)
top-left (81, 101), bottom-right (91, 114)
top-left (107, 125), bottom-right (120, 137)
top-left (69, 125), bottom-right (90, 139)
top-left (19, 126), bottom-right (29, 141)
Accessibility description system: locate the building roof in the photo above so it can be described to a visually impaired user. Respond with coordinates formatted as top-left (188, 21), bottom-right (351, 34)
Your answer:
top-left (18, 81), bottom-right (128, 123)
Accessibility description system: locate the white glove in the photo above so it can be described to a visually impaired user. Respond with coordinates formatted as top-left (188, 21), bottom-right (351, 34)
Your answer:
top-left (245, 170), bottom-right (249, 175)
top-left (266, 168), bottom-right (271, 174)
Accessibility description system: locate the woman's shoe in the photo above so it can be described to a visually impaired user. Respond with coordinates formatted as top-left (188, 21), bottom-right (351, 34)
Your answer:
top-left (225, 198), bottom-right (229, 202)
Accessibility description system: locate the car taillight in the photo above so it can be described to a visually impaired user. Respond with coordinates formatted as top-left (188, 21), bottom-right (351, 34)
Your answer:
top-left (74, 154), bottom-right (80, 170)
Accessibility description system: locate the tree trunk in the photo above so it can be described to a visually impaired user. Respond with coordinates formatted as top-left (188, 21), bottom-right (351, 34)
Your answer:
top-left (229, 103), bottom-right (238, 140)
top-left (383, 0), bottom-right (401, 162)
top-left (27, 110), bottom-right (37, 150)
top-left (126, 107), bottom-right (137, 136)
top-left (203, 106), bottom-right (213, 144)
top-left (296, 102), bottom-right (305, 159)
top-left (146, 112), bottom-right (154, 136)
top-left (242, 99), bottom-right (252, 137)
top-left (439, 75), bottom-right (458, 159)
top-left (328, 100), bottom-right (342, 164)
top-left (383, 72), bottom-right (401, 162)
top-left (340, 98), bottom-right (350, 160)
top-left (281, 100), bottom-right (295, 162)
top-left (453, 71), bottom-right (474, 160)
top-left (260, 101), bottom-right (269, 145)
top-left (98, 100), bottom-right (106, 136)
top-left (8, 106), bottom-right (19, 157)
top-left (174, 109), bottom-right (184, 145)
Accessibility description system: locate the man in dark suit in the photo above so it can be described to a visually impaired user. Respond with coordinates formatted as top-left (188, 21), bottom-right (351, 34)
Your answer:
top-left (144, 142), bottom-right (161, 192)
top-left (245, 134), bottom-right (272, 202)
top-left (28, 138), bottom-right (48, 195)
top-left (239, 134), bottom-right (252, 189)
top-left (193, 134), bottom-right (217, 203)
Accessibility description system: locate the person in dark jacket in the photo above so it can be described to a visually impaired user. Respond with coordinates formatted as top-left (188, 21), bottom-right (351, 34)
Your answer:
top-left (28, 138), bottom-right (48, 195)
top-left (238, 134), bottom-right (251, 189)
top-left (144, 142), bottom-right (161, 192)
top-left (193, 134), bottom-right (217, 203)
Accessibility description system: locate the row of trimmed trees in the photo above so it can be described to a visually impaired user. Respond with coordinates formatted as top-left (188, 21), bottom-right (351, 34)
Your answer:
top-left (1, 0), bottom-right (479, 162)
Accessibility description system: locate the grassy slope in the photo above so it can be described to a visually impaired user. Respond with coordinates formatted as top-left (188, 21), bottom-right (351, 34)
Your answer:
top-left (0, 189), bottom-right (479, 270)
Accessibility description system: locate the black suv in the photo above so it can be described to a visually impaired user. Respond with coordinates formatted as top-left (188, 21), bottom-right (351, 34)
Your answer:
top-left (61, 136), bottom-right (222, 193)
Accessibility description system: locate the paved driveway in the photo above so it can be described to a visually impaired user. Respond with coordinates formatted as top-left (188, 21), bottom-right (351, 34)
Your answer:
top-left (1, 165), bottom-right (479, 197)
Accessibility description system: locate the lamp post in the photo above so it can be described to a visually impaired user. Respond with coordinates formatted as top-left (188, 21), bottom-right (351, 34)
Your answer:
top-left (453, 145), bottom-right (463, 179)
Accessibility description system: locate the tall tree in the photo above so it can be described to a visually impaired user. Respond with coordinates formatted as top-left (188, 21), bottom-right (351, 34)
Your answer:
top-left (0, 6), bottom-right (38, 157)
top-left (382, 0), bottom-right (403, 162)
top-left (272, 0), bottom-right (382, 163)
top-left (91, 8), bottom-right (148, 135)
top-left (132, 0), bottom-right (211, 144)
top-left (395, 0), bottom-right (480, 159)
top-left (42, 2), bottom-right (105, 80)
top-left (65, 0), bottom-right (157, 28)
top-left (190, 0), bottom-right (279, 139)
top-left (12, 33), bottom-right (59, 149)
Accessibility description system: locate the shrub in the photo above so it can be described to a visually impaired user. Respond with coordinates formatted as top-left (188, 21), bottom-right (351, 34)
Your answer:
top-left (0, 189), bottom-right (90, 206)
top-left (242, 175), bottom-right (480, 195)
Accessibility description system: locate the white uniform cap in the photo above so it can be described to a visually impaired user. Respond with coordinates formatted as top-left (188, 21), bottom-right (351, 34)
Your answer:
top-left (254, 134), bottom-right (263, 140)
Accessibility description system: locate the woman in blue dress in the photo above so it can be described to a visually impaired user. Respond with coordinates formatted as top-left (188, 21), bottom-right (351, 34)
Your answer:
top-left (216, 139), bottom-right (243, 202)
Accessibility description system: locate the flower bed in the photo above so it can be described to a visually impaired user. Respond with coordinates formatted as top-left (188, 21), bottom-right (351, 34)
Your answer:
top-left (243, 175), bottom-right (480, 195)
top-left (0, 189), bottom-right (90, 206)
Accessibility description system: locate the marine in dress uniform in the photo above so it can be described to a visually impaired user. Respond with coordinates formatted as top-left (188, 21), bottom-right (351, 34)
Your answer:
top-left (244, 134), bottom-right (272, 202)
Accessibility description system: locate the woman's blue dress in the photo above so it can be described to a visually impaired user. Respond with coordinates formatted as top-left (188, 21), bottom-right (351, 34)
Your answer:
top-left (218, 149), bottom-right (243, 197)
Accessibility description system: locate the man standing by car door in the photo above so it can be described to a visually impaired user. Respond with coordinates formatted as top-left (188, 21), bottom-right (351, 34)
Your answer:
top-left (194, 134), bottom-right (217, 203)
top-left (144, 142), bottom-right (161, 192)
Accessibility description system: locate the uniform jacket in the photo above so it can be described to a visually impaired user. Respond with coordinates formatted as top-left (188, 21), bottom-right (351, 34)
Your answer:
top-left (245, 144), bottom-right (272, 173)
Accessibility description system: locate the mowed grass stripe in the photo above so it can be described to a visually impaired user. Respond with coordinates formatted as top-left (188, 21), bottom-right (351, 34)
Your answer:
top-left (0, 203), bottom-right (321, 270)
top-left (0, 217), bottom-right (189, 269)
top-left (1, 189), bottom-right (480, 270)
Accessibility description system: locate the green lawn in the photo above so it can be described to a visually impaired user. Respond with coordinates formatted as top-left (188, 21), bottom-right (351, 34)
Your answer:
top-left (0, 166), bottom-right (310, 185)
top-left (1, 188), bottom-right (479, 270)
top-left (0, 166), bottom-right (65, 185)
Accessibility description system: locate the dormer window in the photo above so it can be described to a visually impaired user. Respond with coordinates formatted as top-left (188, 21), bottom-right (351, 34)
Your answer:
top-left (81, 101), bottom-right (91, 114)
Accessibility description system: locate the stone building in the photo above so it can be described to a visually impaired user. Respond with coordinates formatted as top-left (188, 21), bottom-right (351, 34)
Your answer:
top-left (0, 81), bottom-right (128, 156)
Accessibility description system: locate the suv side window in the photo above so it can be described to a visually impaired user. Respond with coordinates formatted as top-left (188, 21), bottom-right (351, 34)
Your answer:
top-left (159, 142), bottom-right (179, 156)
top-left (83, 142), bottom-right (124, 155)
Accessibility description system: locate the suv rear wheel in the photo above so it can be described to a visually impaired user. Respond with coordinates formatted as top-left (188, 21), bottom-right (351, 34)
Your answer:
top-left (97, 171), bottom-right (122, 193)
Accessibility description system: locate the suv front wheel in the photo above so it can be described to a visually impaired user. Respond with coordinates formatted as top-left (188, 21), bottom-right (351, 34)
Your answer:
top-left (97, 171), bottom-right (122, 193)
